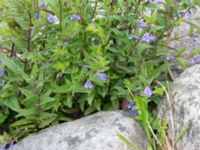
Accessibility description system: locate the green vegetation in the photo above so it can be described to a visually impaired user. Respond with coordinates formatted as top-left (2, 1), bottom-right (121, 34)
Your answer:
top-left (0, 0), bottom-right (199, 149)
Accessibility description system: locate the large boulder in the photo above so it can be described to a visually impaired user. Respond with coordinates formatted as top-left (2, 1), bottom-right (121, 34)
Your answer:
top-left (10, 111), bottom-right (147, 150)
top-left (158, 64), bottom-right (200, 150)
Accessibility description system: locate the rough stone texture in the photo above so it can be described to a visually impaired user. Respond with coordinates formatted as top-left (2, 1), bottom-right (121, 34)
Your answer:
top-left (10, 111), bottom-right (147, 150)
top-left (158, 64), bottom-right (200, 150)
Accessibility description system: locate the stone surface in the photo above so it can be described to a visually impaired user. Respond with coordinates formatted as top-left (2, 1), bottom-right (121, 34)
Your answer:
top-left (158, 64), bottom-right (200, 150)
top-left (10, 111), bottom-right (147, 150)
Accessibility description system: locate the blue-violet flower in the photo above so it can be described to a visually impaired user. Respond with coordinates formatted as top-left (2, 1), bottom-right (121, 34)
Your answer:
top-left (84, 80), bottom-right (93, 89)
top-left (35, 12), bottom-right (40, 19)
top-left (128, 103), bottom-right (135, 109)
top-left (1, 143), bottom-right (6, 150)
top-left (0, 70), bottom-right (6, 75)
top-left (130, 109), bottom-right (138, 115)
top-left (141, 32), bottom-right (156, 44)
top-left (47, 14), bottom-right (60, 24)
top-left (95, 73), bottom-right (107, 82)
top-left (128, 35), bottom-right (138, 40)
top-left (40, 2), bottom-right (45, 8)
top-left (144, 86), bottom-right (152, 97)
top-left (70, 14), bottom-right (81, 20)
top-left (166, 56), bottom-right (174, 60)
top-left (138, 20), bottom-right (147, 28)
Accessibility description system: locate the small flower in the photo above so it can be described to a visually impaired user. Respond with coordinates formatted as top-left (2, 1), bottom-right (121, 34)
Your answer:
top-left (174, 0), bottom-right (177, 5)
top-left (186, 9), bottom-right (192, 17)
top-left (138, 20), bottom-right (147, 28)
top-left (39, 2), bottom-right (45, 8)
top-left (9, 140), bottom-right (14, 148)
top-left (190, 54), bottom-right (200, 64)
top-left (178, 11), bottom-right (184, 17)
top-left (166, 56), bottom-right (174, 60)
top-left (1, 143), bottom-right (6, 150)
top-left (95, 73), bottom-right (107, 82)
top-left (130, 109), bottom-right (138, 115)
top-left (84, 80), bottom-right (93, 89)
top-left (0, 70), bottom-right (6, 75)
top-left (70, 14), bottom-right (81, 20)
top-left (144, 86), bottom-right (152, 97)
top-left (47, 14), bottom-right (60, 24)
top-left (128, 35), bottom-right (138, 40)
top-left (35, 12), bottom-right (40, 19)
top-left (141, 32), bottom-right (156, 44)
top-left (128, 103), bottom-right (135, 109)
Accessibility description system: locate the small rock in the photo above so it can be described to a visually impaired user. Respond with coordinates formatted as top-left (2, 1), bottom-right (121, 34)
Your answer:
top-left (10, 111), bottom-right (147, 150)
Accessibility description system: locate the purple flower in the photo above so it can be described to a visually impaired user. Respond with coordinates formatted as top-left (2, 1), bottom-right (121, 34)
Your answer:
top-left (166, 56), bottom-right (174, 60)
top-left (9, 140), bottom-right (14, 148)
top-left (35, 12), bottom-right (40, 19)
top-left (128, 103), bottom-right (135, 109)
top-left (190, 54), bottom-right (200, 64)
top-left (95, 73), bottom-right (107, 82)
top-left (128, 35), bottom-right (138, 40)
top-left (130, 109), bottom-right (138, 115)
top-left (70, 14), bottom-right (81, 20)
top-left (47, 14), bottom-right (60, 24)
top-left (178, 11), bottom-right (184, 17)
top-left (1, 143), bottom-right (6, 150)
top-left (174, 0), bottom-right (177, 5)
top-left (144, 86), bottom-right (152, 97)
top-left (186, 9), bottom-right (192, 17)
top-left (84, 80), bottom-right (93, 89)
top-left (39, 2), bottom-right (45, 8)
top-left (138, 20), bottom-right (147, 28)
top-left (0, 70), bottom-right (6, 75)
top-left (141, 33), bottom-right (156, 44)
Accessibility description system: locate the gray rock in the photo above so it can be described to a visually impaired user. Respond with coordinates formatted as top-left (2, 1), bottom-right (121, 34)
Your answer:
top-left (10, 111), bottom-right (147, 150)
top-left (158, 64), bottom-right (200, 150)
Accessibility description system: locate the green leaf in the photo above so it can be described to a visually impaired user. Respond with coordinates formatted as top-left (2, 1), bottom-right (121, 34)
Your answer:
top-left (63, 95), bottom-right (73, 108)
top-left (94, 99), bottom-right (101, 111)
top-left (53, 85), bottom-right (71, 93)
top-left (1, 97), bottom-right (21, 112)
top-left (40, 91), bottom-right (55, 106)
top-left (151, 8), bottom-right (158, 23)
top-left (10, 119), bottom-right (34, 127)
top-left (87, 93), bottom-right (94, 105)
top-left (0, 55), bottom-right (30, 82)
top-left (116, 133), bottom-right (140, 150)
top-left (84, 105), bottom-right (96, 115)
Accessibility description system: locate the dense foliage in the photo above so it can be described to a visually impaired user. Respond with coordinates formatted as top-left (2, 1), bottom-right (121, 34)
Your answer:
top-left (0, 0), bottom-right (200, 149)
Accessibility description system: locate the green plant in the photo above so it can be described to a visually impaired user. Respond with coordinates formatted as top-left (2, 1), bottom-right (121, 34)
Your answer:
top-left (0, 0), bottom-right (199, 148)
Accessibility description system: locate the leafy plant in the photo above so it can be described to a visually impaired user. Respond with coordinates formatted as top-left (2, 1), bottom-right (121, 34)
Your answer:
top-left (0, 0), bottom-right (199, 148)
